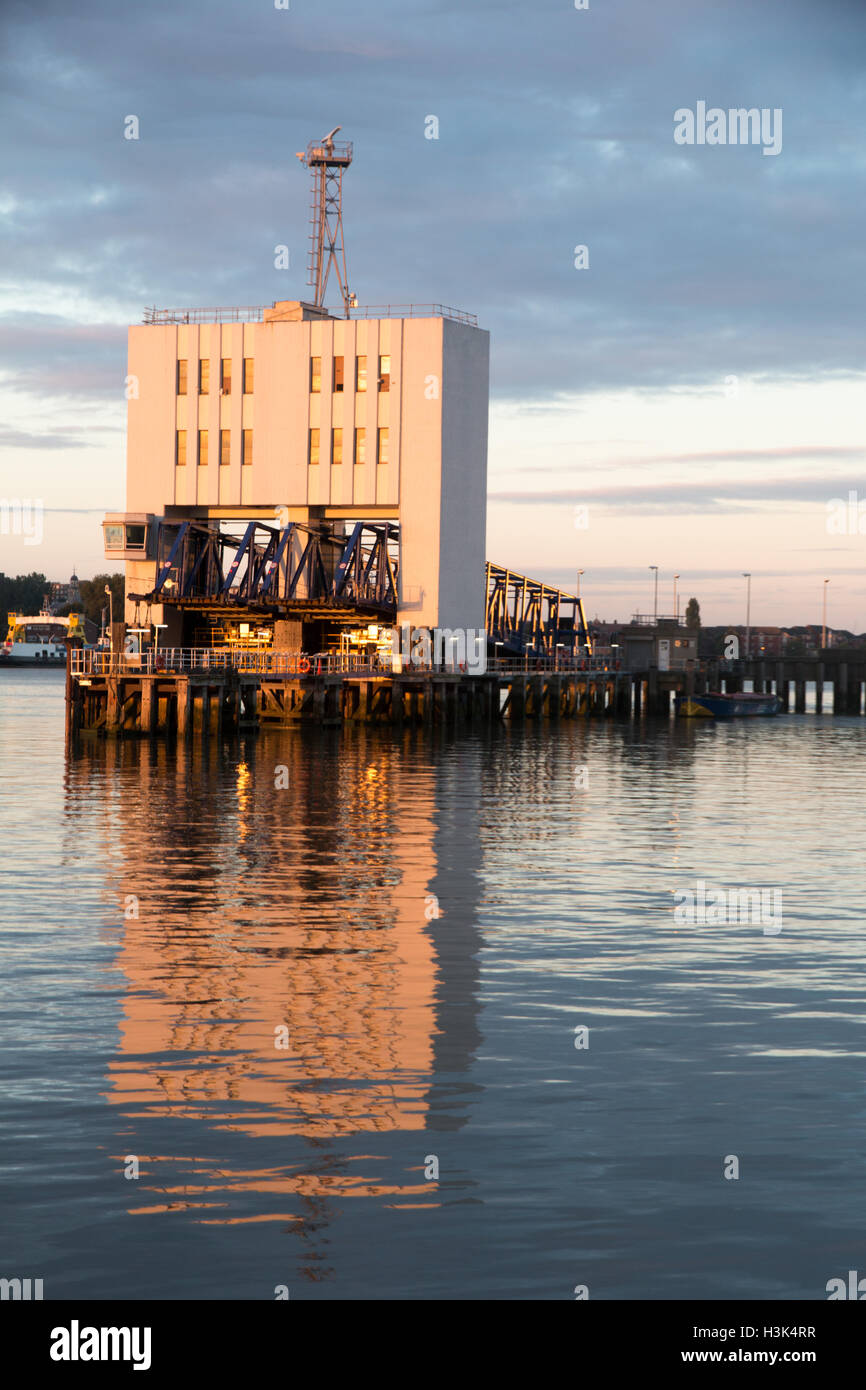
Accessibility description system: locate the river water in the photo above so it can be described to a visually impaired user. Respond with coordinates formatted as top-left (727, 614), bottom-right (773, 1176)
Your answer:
top-left (1, 668), bottom-right (864, 1300)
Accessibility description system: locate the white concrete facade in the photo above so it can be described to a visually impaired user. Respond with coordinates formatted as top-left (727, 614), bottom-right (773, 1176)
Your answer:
top-left (121, 301), bottom-right (489, 631)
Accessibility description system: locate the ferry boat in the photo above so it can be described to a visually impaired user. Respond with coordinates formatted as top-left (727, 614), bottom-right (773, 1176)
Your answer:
top-left (676, 691), bottom-right (783, 719)
top-left (1, 610), bottom-right (86, 667)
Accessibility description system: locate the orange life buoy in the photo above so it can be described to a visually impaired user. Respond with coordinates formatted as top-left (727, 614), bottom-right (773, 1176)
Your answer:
top-left (298, 656), bottom-right (311, 674)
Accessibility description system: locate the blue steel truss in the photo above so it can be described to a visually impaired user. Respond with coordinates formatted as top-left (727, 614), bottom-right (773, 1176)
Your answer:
top-left (485, 561), bottom-right (592, 657)
top-left (140, 518), bottom-right (399, 616)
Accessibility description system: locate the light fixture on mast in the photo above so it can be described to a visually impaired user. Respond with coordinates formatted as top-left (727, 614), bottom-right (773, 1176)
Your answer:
top-left (296, 126), bottom-right (354, 317)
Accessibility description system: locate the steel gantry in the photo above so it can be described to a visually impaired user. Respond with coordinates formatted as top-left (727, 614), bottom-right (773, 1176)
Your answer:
top-left (485, 562), bottom-right (592, 658)
top-left (297, 128), bottom-right (354, 317)
top-left (131, 518), bottom-right (399, 620)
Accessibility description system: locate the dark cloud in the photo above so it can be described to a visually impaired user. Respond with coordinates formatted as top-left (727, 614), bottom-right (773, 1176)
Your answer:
top-left (0, 316), bottom-right (127, 399)
top-left (0, 0), bottom-right (863, 408)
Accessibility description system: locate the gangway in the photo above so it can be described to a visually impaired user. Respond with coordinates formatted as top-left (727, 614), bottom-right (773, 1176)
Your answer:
top-left (485, 562), bottom-right (591, 658)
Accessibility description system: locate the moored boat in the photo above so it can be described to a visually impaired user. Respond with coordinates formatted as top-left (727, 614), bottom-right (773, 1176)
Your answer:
top-left (676, 691), bottom-right (783, 718)
top-left (1, 610), bottom-right (86, 667)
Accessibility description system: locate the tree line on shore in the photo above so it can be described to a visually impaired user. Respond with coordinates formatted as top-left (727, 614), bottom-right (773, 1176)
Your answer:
top-left (0, 572), bottom-right (124, 636)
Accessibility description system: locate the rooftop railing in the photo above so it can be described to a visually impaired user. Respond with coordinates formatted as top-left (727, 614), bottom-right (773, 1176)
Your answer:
top-left (143, 303), bottom-right (478, 327)
top-left (143, 306), bottom-right (267, 325)
top-left (347, 304), bottom-right (478, 326)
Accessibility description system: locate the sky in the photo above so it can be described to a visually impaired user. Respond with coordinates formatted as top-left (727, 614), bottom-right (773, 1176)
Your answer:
top-left (0, 0), bottom-right (864, 628)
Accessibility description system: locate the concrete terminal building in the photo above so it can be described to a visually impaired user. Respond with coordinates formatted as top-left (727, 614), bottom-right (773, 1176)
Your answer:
top-left (105, 298), bottom-right (489, 651)
top-left (102, 131), bottom-right (587, 664)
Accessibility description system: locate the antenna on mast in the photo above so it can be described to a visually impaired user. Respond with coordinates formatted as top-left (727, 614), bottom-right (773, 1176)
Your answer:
top-left (296, 127), bottom-right (355, 317)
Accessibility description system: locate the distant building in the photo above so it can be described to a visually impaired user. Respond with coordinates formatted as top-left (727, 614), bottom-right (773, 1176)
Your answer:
top-left (725, 625), bottom-right (786, 658)
top-left (590, 616), bottom-right (699, 671)
top-left (46, 572), bottom-right (81, 613)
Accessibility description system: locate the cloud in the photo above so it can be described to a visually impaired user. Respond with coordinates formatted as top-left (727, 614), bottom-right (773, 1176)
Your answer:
top-left (489, 474), bottom-right (866, 513)
top-left (0, 0), bottom-right (863, 408)
top-left (0, 315), bottom-right (128, 401)
top-left (0, 426), bottom-right (88, 449)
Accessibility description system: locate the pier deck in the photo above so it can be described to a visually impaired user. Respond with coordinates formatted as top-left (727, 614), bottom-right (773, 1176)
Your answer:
top-left (64, 649), bottom-right (866, 739)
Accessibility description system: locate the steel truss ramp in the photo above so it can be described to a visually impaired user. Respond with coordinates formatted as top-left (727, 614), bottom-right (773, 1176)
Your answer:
top-left (486, 561), bottom-right (592, 657)
top-left (131, 517), bottom-right (400, 619)
top-left (335, 522), bottom-right (397, 607)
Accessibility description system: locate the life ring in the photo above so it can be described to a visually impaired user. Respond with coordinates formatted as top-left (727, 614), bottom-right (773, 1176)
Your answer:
top-left (298, 656), bottom-right (311, 674)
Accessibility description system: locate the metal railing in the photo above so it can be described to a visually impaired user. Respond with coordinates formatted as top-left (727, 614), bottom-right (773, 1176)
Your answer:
top-left (143, 306), bottom-right (267, 325)
top-left (143, 303), bottom-right (478, 328)
top-left (70, 648), bottom-right (627, 679)
top-left (347, 304), bottom-right (478, 326)
top-left (71, 648), bottom-right (386, 677)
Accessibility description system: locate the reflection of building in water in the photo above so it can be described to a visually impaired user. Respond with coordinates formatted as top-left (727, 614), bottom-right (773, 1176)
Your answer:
top-left (67, 732), bottom-right (482, 1207)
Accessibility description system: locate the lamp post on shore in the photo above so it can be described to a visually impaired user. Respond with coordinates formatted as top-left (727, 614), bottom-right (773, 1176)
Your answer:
top-left (822, 578), bottom-right (829, 650)
top-left (576, 570), bottom-right (585, 655)
top-left (673, 573), bottom-right (680, 624)
top-left (650, 565), bottom-right (658, 623)
top-left (742, 573), bottom-right (751, 660)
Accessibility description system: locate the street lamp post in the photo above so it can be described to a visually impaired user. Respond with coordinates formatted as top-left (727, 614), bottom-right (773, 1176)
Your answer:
top-left (650, 566), bottom-right (658, 623)
top-left (742, 573), bottom-right (751, 660)
top-left (576, 570), bottom-right (585, 656)
top-left (822, 578), bottom-right (829, 650)
top-left (104, 583), bottom-right (113, 633)
top-left (673, 573), bottom-right (680, 624)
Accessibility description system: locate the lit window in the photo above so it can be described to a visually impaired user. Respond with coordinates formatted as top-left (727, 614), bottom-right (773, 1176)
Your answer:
top-left (356, 356), bottom-right (367, 392)
top-left (220, 429), bottom-right (230, 466)
top-left (176, 430), bottom-right (187, 466)
top-left (378, 354), bottom-right (390, 391)
top-left (221, 358), bottom-right (231, 394)
top-left (334, 356), bottom-right (344, 392)
top-left (243, 358), bottom-right (254, 393)
top-left (332, 428), bottom-right (342, 465)
top-left (177, 359), bottom-right (187, 394)
top-left (354, 426), bottom-right (365, 464)
top-left (311, 357), bottom-right (321, 393)
top-left (242, 429), bottom-right (253, 466)
top-left (309, 428), bottom-right (320, 465)
top-left (198, 429), bottom-right (208, 466)
top-left (377, 426), bottom-right (389, 465)
top-left (199, 359), bottom-right (209, 394)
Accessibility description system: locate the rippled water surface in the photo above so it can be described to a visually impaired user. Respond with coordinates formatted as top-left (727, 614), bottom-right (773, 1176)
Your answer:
top-left (1, 669), bottom-right (865, 1299)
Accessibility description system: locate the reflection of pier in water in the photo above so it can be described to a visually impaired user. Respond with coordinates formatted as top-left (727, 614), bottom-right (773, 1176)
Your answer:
top-left (66, 730), bottom-right (482, 1227)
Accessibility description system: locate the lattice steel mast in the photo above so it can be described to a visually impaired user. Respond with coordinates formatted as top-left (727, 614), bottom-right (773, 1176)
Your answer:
top-left (296, 127), bottom-right (355, 317)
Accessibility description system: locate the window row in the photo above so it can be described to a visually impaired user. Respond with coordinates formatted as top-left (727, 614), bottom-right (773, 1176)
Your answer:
top-left (310, 355), bottom-right (390, 393)
top-left (176, 430), bottom-right (253, 466)
top-left (175, 428), bottom-right (387, 467)
top-left (176, 355), bottom-right (390, 396)
top-left (308, 427), bottom-right (388, 467)
top-left (177, 359), bottom-right (254, 395)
